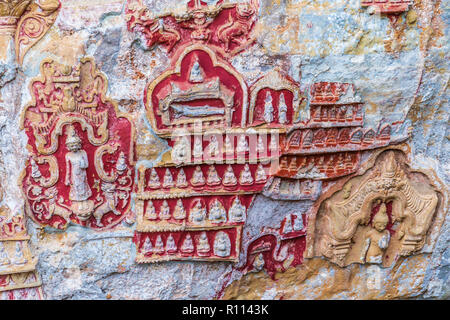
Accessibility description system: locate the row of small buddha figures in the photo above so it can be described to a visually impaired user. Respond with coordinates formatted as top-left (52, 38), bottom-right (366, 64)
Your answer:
top-left (140, 231), bottom-right (232, 258)
top-left (279, 153), bottom-right (356, 174)
top-left (0, 242), bottom-right (28, 267)
top-left (310, 104), bottom-right (363, 123)
top-left (143, 197), bottom-right (246, 224)
top-left (146, 163), bottom-right (268, 190)
top-left (173, 133), bottom-right (279, 161)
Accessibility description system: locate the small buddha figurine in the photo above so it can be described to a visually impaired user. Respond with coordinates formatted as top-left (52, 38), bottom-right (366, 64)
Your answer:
top-left (173, 199), bottom-right (186, 220)
top-left (190, 166), bottom-right (205, 186)
top-left (181, 234), bottom-right (194, 254)
top-left (30, 158), bottom-right (42, 180)
top-left (293, 214), bottom-right (304, 231)
top-left (154, 235), bottom-right (165, 254)
top-left (193, 137), bottom-right (203, 159)
top-left (189, 59), bottom-right (204, 83)
top-left (278, 93), bottom-right (288, 124)
top-left (172, 136), bottom-right (190, 163)
top-left (116, 152), bottom-right (127, 173)
top-left (196, 232), bottom-right (210, 256)
top-left (142, 237), bottom-right (153, 255)
top-left (162, 169), bottom-right (174, 188)
top-left (0, 242), bottom-right (10, 266)
top-left (229, 197), bottom-right (246, 222)
top-left (213, 231), bottom-right (231, 257)
top-left (222, 165), bottom-right (237, 186)
top-left (12, 242), bottom-right (27, 265)
top-left (256, 136), bottom-right (265, 154)
top-left (361, 202), bottom-right (391, 264)
top-left (255, 163), bottom-right (267, 183)
top-left (159, 200), bottom-right (171, 220)
top-left (224, 135), bottom-right (234, 155)
top-left (166, 234), bottom-right (177, 254)
top-left (190, 200), bottom-right (206, 224)
top-left (206, 165), bottom-right (221, 186)
top-left (253, 253), bottom-right (265, 271)
top-left (145, 200), bottom-right (157, 220)
top-left (176, 169), bottom-right (188, 188)
top-left (269, 135), bottom-right (278, 152)
top-left (263, 91), bottom-right (274, 123)
top-left (148, 168), bottom-right (161, 189)
top-left (239, 164), bottom-right (254, 185)
top-left (208, 199), bottom-right (227, 223)
top-left (208, 135), bottom-right (219, 157)
top-left (236, 135), bottom-right (249, 153)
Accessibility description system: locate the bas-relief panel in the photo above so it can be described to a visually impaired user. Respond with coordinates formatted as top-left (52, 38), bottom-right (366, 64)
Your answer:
top-left (0, 0), bottom-right (445, 299)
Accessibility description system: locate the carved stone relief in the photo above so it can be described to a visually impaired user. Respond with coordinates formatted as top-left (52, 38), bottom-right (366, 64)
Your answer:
top-left (309, 150), bottom-right (442, 268)
top-left (0, 181), bottom-right (42, 299)
top-left (20, 58), bottom-right (135, 230)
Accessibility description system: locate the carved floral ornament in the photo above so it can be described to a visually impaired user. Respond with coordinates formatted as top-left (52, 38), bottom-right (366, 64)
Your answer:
top-left (308, 150), bottom-right (442, 268)
top-left (20, 57), bottom-right (136, 230)
top-left (0, 0), bottom-right (60, 64)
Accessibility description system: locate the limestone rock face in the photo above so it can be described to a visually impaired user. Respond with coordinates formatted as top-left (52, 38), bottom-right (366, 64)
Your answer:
top-left (0, 0), bottom-right (448, 300)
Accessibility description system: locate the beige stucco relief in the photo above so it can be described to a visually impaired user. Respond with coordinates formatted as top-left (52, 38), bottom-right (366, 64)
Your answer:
top-left (308, 148), bottom-right (444, 268)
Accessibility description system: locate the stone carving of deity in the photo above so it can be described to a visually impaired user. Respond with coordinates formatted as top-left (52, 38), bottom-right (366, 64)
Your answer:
top-left (361, 202), bottom-right (391, 264)
top-left (263, 91), bottom-right (274, 123)
top-left (193, 137), bottom-right (203, 159)
top-left (154, 235), bottom-right (165, 254)
top-left (0, 242), bottom-right (10, 266)
top-left (224, 135), bottom-right (234, 155)
top-left (116, 152), bottom-right (127, 173)
top-left (278, 92), bottom-right (288, 124)
top-left (257, 135), bottom-right (265, 154)
top-left (173, 199), bottom-right (186, 220)
top-left (213, 231), bottom-right (231, 257)
top-left (236, 135), bottom-right (249, 153)
top-left (239, 164), bottom-right (254, 185)
top-left (253, 253), bottom-right (265, 271)
top-left (64, 125), bottom-right (92, 216)
top-left (163, 169), bottom-right (174, 188)
top-left (190, 200), bottom-right (207, 224)
top-left (191, 166), bottom-right (205, 186)
top-left (181, 234), bottom-right (194, 254)
top-left (12, 242), bottom-right (27, 265)
top-left (229, 197), bottom-right (246, 222)
top-left (176, 168), bottom-right (188, 188)
top-left (142, 237), bottom-right (153, 254)
top-left (159, 200), bottom-right (171, 220)
top-left (189, 59), bottom-right (204, 83)
top-left (145, 200), bottom-right (157, 220)
top-left (208, 199), bottom-right (227, 223)
top-left (255, 163), bottom-right (267, 183)
top-left (197, 232), bottom-right (210, 256)
top-left (172, 136), bottom-right (190, 163)
top-left (208, 135), bottom-right (219, 157)
top-left (148, 168), bottom-right (161, 189)
top-left (223, 165), bottom-right (237, 186)
top-left (166, 234), bottom-right (177, 254)
top-left (207, 165), bottom-right (221, 186)
top-left (269, 134), bottom-right (278, 152)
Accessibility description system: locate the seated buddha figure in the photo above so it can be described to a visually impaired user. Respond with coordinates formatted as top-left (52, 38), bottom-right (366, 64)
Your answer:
top-left (196, 232), bottom-right (210, 256)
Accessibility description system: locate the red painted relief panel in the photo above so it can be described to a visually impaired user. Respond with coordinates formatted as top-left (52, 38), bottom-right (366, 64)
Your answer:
top-left (126, 0), bottom-right (399, 268)
top-left (20, 58), bottom-right (135, 230)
